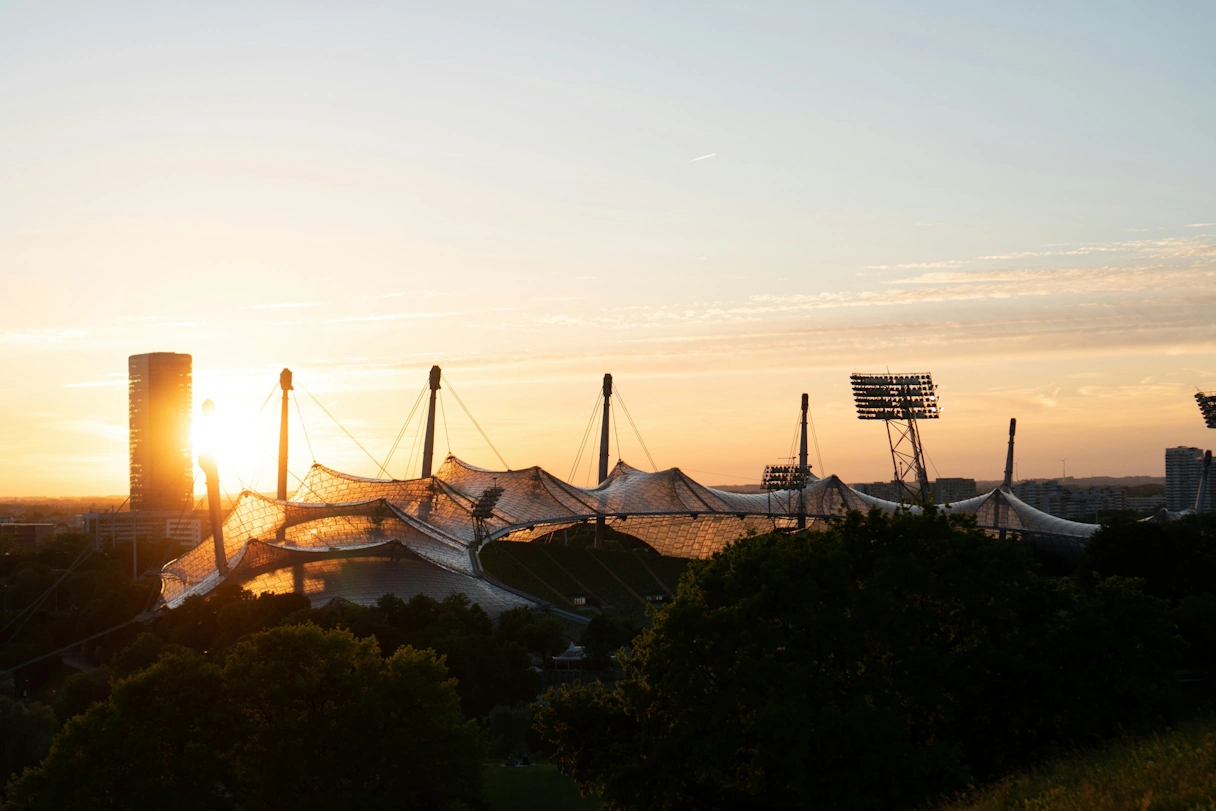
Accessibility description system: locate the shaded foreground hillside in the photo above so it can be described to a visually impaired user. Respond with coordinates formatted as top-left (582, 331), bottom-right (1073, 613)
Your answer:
top-left (938, 718), bottom-right (1216, 811)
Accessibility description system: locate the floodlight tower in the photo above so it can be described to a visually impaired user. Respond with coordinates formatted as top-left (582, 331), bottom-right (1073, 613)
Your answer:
top-left (1198, 392), bottom-right (1216, 430)
top-left (472, 483), bottom-right (505, 546)
top-left (761, 393), bottom-right (813, 529)
top-left (1196, 392), bottom-right (1216, 513)
top-left (850, 372), bottom-right (940, 502)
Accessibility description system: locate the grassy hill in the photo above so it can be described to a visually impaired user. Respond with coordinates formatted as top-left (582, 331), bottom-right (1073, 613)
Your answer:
top-left (938, 718), bottom-right (1216, 811)
top-left (480, 542), bottom-right (691, 619)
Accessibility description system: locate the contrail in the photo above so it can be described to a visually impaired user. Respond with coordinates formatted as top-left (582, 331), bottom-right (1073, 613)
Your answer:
top-left (688, 153), bottom-right (717, 163)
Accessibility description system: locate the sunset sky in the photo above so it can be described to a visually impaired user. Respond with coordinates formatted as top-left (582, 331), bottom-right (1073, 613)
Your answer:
top-left (2, 2), bottom-right (1213, 497)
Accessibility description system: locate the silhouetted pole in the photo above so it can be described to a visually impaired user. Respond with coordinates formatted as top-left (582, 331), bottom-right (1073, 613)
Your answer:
top-left (798, 393), bottom-right (809, 530)
top-left (799, 393), bottom-right (809, 472)
top-left (421, 365), bottom-right (442, 478)
top-left (1196, 449), bottom-right (1212, 513)
top-left (998, 418), bottom-right (1016, 541)
top-left (199, 399), bottom-right (228, 577)
top-left (598, 374), bottom-right (613, 484)
top-left (276, 368), bottom-right (293, 542)
top-left (595, 373), bottom-right (613, 549)
top-left (1002, 418), bottom-right (1017, 488)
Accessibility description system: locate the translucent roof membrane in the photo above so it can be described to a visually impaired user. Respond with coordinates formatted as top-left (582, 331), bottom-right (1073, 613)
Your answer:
top-left (161, 455), bottom-right (1099, 608)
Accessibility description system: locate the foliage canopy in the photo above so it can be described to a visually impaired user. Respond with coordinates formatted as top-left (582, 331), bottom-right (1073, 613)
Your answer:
top-left (535, 509), bottom-right (1182, 811)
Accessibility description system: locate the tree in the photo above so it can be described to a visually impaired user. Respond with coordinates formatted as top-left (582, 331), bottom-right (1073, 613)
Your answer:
top-left (0, 698), bottom-right (57, 787)
top-left (579, 614), bottom-right (641, 670)
top-left (4, 651), bottom-right (232, 810)
top-left (494, 606), bottom-right (568, 657)
top-left (6, 624), bottom-right (486, 811)
top-left (1078, 514), bottom-right (1216, 602)
top-left (535, 509), bottom-right (1182, 811)
top-left (222, 623), bottom-right (483, 810)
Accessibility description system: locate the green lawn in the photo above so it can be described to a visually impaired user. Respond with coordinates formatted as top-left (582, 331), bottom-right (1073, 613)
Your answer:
top-left (483, 761), bottom-right (601, 811)
top-left (939, 719), bottom-right (1216, 811)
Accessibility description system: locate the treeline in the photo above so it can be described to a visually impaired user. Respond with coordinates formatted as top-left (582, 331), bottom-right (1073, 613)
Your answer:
top-left (0, 532), bottom-right (166, 694)
top-left (535, 510), bottom-right (1216, 811)
top-left (4, 512), bottom-right (1214, 809)
top-left (2, 585), bottom-right (576, 809)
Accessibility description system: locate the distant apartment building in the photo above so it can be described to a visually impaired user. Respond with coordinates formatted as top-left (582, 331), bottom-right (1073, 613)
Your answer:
top-left (129, 352), bottom-right (194, 512)
top-left (1126, 494), bottom-right (1167, 512)
top-left (0, 523), bottom-right (55, 547)
top-left (932, 478), bottom-right (977, 504)
top-left (1165, 446), bottom-right (1214, 512)
top-left (851, 478), bottom-right (977, 503)
top-left (82, 511), bottom-right (202, 546)
top-left (851, 481), bottom-right (904, 501)
top-left (1011, 480), bottom-right (1127, 521)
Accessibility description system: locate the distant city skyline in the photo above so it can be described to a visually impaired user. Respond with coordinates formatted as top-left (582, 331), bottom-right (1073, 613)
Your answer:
top-left (1, 3), bottom-right (1213, 495)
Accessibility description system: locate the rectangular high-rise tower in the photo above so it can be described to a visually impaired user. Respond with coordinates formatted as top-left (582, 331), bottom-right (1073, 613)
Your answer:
top-left (1165, 446), bottom-right (1213, 512)
top-left (129, 352), bottom-right (194, 512)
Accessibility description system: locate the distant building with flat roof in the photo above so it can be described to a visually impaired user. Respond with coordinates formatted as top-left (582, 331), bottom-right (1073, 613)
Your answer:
top-left (82, 511), bottom-right (202, 546)
top-left (129, 352), bottom-right (193, 512)
top-left (1166, 446), bottom-right (1213, 512)
top-left (933, 478), bottom-right (977, 504)
top-left (0, 523), bottom-right (55, 547)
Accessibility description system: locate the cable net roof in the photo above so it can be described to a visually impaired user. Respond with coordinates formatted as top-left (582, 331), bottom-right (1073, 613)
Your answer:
top-left (161, 455), bottom-right (1099, 607)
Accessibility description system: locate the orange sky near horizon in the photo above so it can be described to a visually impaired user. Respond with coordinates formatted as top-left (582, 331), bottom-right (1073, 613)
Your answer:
top-left (1, 4), bottom-right (1214, 497)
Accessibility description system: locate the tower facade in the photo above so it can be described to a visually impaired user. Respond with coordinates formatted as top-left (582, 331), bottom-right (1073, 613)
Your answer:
top-left (129, 352), bottom-right (194, 512)
top-left (1165, 446), bottom-right (1213, 512)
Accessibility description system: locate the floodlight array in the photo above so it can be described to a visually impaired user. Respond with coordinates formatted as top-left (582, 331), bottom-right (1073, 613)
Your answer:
top-left (762, 464), bottom-right (811, 491)
top-left (1198, 392), bottom-right (1216, 430)
top-left (850, 372), bottom-right (940, 421)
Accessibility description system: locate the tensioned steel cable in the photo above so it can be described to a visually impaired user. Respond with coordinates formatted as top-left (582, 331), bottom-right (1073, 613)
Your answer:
top-left (443, 377), bottom-right (510, 470)
top-left (808, 402), bottom-right (826, 474)
top-left (382, 381), bottom-right (429, 473)
top-left (254, 380), bottom-right (279, 418)
top-left (299, 385), bottom-right (391, 478)
top-left (612, 401), bottom-right (622, 467)
top-left (0, 488), bottom-right (130, 640)
top-left (439, 390), bottom-right (452, 454)
top-left (611, 384), bottom-right (658, 472)
top-left (293, 391), bottom-right (315, 462)
top-left (568, 389), bottom-right (604, 483)
top-left (404, 398), bottom-right (428, 479)
top-left (0, 541), bottom-right (99, 643)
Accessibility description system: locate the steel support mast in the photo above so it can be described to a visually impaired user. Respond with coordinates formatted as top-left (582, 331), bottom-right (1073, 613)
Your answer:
top-left (798, 393), bottom-right (809, 529)
top-left (595, 373), bottom-right (612, 549)
top-left (199, 399), bottom-right (228, 577)
top-left (276, 368), bottom-right (292, 541)
top-left (421, 365), bottom-right (442, 478)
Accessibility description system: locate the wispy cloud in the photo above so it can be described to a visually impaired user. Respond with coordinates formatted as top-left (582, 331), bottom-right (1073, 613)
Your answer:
top-left (864, 260), bottom-right (967, 271)
top-left (0, 328), bottom-right (86, 345)
top-left (325, 312), bottom-right (459, 323)
top-left (251, 302), bottom-right (320, 310)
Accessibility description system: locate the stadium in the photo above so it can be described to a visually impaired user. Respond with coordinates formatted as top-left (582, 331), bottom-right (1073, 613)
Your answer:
top-left (160, 369), bottom-right (1102, 617)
